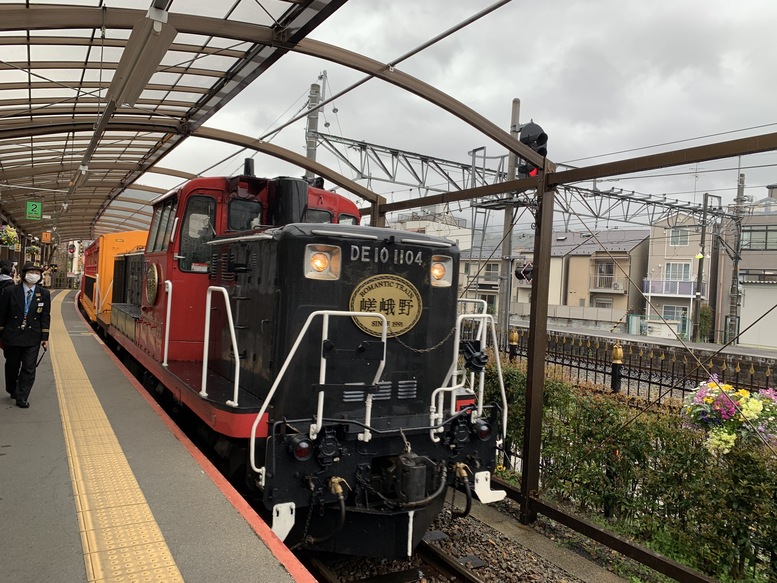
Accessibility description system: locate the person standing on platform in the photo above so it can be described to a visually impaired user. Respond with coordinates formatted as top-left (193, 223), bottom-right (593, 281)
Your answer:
top-left (0, 260), bottom-right (14, 293)
top-left (0, 262), bottom-right (51, 408)
top-left (42, 265), bottom-right (52, 288)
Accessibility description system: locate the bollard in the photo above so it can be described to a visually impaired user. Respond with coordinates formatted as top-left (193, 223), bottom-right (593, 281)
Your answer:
top-left (508, 328), bottom-right (519, 363)
top-left (611, 342), bottom-right (623, 393)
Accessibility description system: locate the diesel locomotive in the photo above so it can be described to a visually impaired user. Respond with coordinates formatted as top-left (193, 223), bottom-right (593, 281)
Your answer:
top-left (83, 167), bottom-right (507, 558)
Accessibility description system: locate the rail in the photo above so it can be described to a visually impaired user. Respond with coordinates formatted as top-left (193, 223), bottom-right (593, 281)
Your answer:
top-left (200, 286), bottom-right (241, 407)
top-left (249, 310), bottom-right (388, 477)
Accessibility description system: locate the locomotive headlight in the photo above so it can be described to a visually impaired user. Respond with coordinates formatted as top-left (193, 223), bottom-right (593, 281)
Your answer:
top-left (430, 255), bottom-right (452, 287)
top-left (311, 252), bottom-right (329, 272)
top-left (305, 244), bottom-right (341, 280)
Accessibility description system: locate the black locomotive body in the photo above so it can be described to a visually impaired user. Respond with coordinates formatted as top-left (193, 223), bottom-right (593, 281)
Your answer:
top-left (206, 223), bottom-right (505, 557)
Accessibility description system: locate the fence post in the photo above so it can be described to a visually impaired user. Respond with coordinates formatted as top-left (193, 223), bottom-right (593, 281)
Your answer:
top-left (612, 342), bottom-right (623, 393)
top-left (508, 328), bottom-right (519, 363)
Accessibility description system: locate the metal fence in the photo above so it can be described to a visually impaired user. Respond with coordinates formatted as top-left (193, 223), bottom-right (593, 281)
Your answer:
top-left (506, 328), bottom-right (776, 402)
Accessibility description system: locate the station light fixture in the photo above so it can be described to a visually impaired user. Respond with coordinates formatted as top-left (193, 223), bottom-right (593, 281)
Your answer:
top-left (106, 8), bottom-right (177, 107)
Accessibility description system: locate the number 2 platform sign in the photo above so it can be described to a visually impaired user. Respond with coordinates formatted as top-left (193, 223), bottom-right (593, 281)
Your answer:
top-left (26, 201), bottom-right (42, 220)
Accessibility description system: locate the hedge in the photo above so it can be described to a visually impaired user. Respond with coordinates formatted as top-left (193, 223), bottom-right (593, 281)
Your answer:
top-left (485, 362), bottom-right (777, 582)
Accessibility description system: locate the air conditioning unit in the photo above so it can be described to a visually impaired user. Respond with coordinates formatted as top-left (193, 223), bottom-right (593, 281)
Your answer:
top-left (612, 282), bottom-right (622, 290)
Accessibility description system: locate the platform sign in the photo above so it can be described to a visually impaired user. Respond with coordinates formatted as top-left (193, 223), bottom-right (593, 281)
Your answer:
top-left (41, 231), bottom-right (51, 243)
top-left (26, 201), bottom-right (42, 220)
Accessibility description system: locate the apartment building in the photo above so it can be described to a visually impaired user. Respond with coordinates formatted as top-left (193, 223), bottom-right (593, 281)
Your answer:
top-left (716, 185), bottom-right (777, 349)
top-left (460, 229), bottom-right (649, 330)
top-left (644, 213), bottom-right (710, 339)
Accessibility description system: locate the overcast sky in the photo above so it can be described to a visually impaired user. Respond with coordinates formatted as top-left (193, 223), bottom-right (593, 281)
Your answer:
top-left (158, 0), bottom-right (777, 232)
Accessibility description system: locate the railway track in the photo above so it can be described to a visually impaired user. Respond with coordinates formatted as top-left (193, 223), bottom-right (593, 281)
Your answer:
top-left (302, 538), bottom-right (487, 583)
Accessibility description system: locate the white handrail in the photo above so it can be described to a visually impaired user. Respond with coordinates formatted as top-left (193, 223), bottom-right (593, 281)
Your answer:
top-left (201, 286), bottom-right (241, 407)
top-left (162, 280), bottom-right (172, 367)
top-left (97, 280), bottom-right (113, 316)
top-left (94, 274), bottom-right (100, 315)
top-left (250, 310), bottom-right (387, 474)
top-left (457, 298), bottom-right (487, 338)
top-left (431, 312), bottom-right (508, 441)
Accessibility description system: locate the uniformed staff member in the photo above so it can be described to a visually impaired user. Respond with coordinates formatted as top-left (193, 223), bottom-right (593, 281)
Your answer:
top-left (0, 262), bottom-right (51, 408)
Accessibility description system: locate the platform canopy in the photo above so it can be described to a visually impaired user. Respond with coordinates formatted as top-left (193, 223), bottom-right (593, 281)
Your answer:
top-left (0, 0), bottom-right (349, 248)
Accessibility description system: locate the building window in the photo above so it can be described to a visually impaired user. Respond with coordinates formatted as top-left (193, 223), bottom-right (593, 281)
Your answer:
top-left (662, 305), bottom-right (688, 321)
top-left (484, 263), bottom-right (499, 281)
top-left (594, 260), bottom-right (615, 288)
top-left (741, 226), bottom-right (777, 251)
top-left (592, 297), bottom-right (613, 309)
top-left (669, 228), bottom-right (689, 246)
top-left (665, 262), bottom-right (690, 281)
top-left (479, 294), bottom-right (496, 315)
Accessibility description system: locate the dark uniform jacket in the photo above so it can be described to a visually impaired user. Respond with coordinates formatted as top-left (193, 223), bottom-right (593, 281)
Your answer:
top-left (0, 284), bottom-right (51, 347)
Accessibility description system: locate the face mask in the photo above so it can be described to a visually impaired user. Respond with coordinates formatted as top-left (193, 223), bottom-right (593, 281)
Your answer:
top-left (24, 273), bottom-right (40, 285)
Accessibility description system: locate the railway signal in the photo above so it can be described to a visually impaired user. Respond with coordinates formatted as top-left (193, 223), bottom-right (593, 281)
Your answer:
top-left (515, 262), bottom-right (533, 281)
top-left (517, 122), bottom-right (548, 179)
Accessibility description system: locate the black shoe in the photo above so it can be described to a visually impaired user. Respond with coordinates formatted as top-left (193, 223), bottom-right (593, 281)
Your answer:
top-left (15, 400), bottom-right (29, 408)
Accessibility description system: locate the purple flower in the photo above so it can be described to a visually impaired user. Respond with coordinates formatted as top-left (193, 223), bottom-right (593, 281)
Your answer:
top-left (758, 388), bottom-right (777, 403)
top-left (692, 387), bottom-right (709, 405)
top-left (713, 396), bottom-right (737, 420)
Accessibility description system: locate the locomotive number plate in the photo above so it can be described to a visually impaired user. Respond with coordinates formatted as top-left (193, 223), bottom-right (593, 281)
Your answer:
top-left (349, 275), bottom-right (422, 337)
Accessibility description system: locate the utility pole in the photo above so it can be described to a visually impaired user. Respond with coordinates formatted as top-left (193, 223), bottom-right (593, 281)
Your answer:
top-left (498, 98), bottom-right (520, 348)
top-left (304, 75), bottom-right (324, 180)
top-left (727, 173), bottom-right (746, 343)
top-left (692, 192), bottom-right (710, 342)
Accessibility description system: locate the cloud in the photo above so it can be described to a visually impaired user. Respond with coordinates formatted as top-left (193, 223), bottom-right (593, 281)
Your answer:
top-left (163, 0), bottom-right (777, 211)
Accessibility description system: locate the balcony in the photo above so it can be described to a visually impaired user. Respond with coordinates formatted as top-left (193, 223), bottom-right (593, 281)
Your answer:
top-left (643, 278), bottom-right (706, 298)
top-left (464, 273), bottom-right (499, 291)
top-left (588, 275), bottom-right (629, 293)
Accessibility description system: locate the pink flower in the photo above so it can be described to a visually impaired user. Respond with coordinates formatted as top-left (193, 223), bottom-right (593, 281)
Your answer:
top-left (758, 388), bottom-right (777, 403)
top-left (713, 395), bottom-right (737, 420)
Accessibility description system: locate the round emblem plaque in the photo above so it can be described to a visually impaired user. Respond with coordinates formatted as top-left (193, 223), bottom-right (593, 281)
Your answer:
top-left (145, 263), bottom-right (159, 305)
top-left (349, 275), bottom-right (422, 337)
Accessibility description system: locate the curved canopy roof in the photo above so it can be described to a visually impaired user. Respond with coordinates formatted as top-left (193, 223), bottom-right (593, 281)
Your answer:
top-left (0, 0), bottom-right (350, 246)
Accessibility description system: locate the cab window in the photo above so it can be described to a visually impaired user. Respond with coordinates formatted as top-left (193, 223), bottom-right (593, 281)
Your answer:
top-left (148, 198), bottom-right (178, 252)
top-left (304, 208), bottom-right (332, 223)
top-left (338, 214), bottom-right (358, 225)
top-left (179, 196), bottom-right (216, 272)
top-left (229, 199), bottom-right (263, 231)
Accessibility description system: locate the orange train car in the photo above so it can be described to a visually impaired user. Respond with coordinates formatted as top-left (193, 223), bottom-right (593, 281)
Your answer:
top-left (80, 231), bottom-right (147, 327)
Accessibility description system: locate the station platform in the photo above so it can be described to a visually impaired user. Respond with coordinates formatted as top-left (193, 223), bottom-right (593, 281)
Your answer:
top-left (0, 290), bottom-right (314, 583)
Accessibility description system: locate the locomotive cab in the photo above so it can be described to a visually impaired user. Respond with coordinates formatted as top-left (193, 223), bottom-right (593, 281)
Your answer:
top-left (116, 175), bottom-right (359, 366)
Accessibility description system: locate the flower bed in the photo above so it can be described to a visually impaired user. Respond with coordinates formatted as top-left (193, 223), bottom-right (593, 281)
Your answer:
top-left (684, 376), bottom-right (777, 454)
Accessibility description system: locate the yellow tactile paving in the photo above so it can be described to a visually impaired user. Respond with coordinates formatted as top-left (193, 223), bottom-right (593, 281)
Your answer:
top-left (50, 293), bottom-right (184, 582)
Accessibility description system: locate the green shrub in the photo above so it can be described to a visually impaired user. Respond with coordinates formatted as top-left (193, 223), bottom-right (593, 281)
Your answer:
top-left (484, 361), bottom-right (777, 581)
